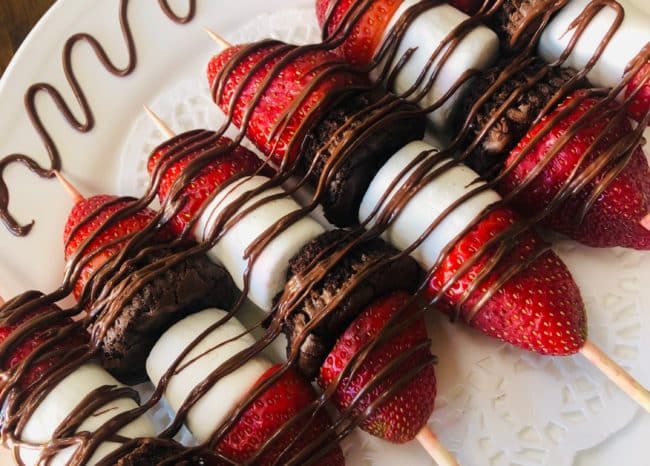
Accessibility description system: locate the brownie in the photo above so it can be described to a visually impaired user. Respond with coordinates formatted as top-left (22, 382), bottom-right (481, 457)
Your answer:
top-left (112, 438), bottom-right (225, 466)
top-left (488, 0), bottom-right (544, 52)
top-left (92, 246), bottom-right (239, 384)
top-left (301, 88), bottom-right (426, 227)
top-left (282, 229), bottom-right (422, 379)
top-left (453, 57), bottom-right (584, 176)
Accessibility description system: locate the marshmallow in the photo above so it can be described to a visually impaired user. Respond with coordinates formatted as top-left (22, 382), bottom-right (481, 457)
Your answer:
top-left (359, 140), bottom-right (500, 270)
top-left (373, 0), bottom-right (499, 132)
top-left (146, 309), bottom-right (272, 443)
top-left (19, 363), bottom-right (155, 466)
top-left (194, 176), bottom-right (325, 311)
top-left (539, 0), bottom-right (650, 90)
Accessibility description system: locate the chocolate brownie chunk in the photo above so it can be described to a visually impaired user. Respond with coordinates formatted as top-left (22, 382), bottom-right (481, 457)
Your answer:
top-left (301, 88), bottom-right (425, 227)
top-left (113, 438), bottom-right (225, 465)
top-left (92, 245), bottom-right (238, 384)
top-left (453, 57), bottom-right (584, 176)
top-left (282, 229), bottom-right (422, 378)
top-left (488, 0), bottom-right (545, 52)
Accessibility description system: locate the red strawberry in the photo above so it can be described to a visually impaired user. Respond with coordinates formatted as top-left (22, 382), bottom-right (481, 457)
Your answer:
top-left (624, 61), bottom-right (650, 124)
top-left (147, 131), bottom-right (263, 235)
top-left (498, 90), bottom-right (650, 249)
top-left (0, 304), bottom-right (88, 388)
top-left (316, 0), bottom-right (404, 66)
top-left (207, 42), bottom-right (367, 166)
top-left (63, 195), bottom-right (165, 300)
top-left (319, 291), bottom-right (436, 443)
top-left (447, 0), bottom-right (483, 15)
top-left (427, 207), bottom-right (587, 355)
top-left (217, 364), bottom-right (344, 465)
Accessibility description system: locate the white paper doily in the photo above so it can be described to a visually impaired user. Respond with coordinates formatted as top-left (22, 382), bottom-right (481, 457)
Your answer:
top-left (118, 7), bottom-right (650, 466)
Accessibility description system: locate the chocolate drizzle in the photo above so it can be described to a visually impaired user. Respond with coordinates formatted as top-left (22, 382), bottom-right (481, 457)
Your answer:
top-left (0, 0), bottom-right (195, 236)
top-left (0, 0), bottom-right (648, 465)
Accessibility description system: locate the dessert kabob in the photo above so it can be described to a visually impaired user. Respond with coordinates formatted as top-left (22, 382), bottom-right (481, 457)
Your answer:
top-left (0, 172), bottom-right (244, 464)
top-left (53, 174), bottom-right (350, 465)
top-left (199, 29), bottom-right (650, 411)
top-left (315, 0), bottom-right (650, 249)
top-left (142, 109), bottom-right (458, 465)
top-left (0, 164), bottom-right (346, 465)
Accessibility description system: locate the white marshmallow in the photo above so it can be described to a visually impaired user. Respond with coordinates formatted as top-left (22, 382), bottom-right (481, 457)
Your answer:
top-left (19, 363), bottom-right (155, 466)
top-left (373, 1), bottom-right (499, 132)
top-left (146, 309), bottom-right (272, 443)
top-left (194, 176), bottom-right (325, 311)
top-left (539, 0), bottom-right (650, 90)
top-left (359, 140), bottom-right (501, 270)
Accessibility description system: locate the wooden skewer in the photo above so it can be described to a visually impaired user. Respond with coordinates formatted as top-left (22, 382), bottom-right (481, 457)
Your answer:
top-left (641, 213), bottom-right (650, 232)
top-left (580, 340), bottom-right (650, 412)
top-left (54, 171), bottom-right (84, 203)
top-left (143, 106), bottom-right (462, 465)
top-left (203, 27), bottom-right (232, 50)
top-left (416, 428), bottom-right (459, 466)
top-left (143, 105), bottom-right (175, 138)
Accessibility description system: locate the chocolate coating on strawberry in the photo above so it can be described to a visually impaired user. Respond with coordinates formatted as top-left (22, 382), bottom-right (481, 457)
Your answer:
top-left (499, 90), bottom-right (650, 250)
top-left (426, 207), bottom-right (587, 355)
top-left (282, 229), bottom-right (422, 378)
top-left (319, 291), bottom-right (437, 443)
top-left (207, 41), bottom-right (369, 168)
top-left (148, 129), bottom-right (263, 236)
top-left (217, 364), bottom-right (344, 465)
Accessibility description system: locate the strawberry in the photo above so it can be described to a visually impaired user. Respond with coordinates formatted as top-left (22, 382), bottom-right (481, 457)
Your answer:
top-left (63, 195), bottom-right (165, 300)
top-left (498, 90), bottom-right (650, 249)
top-left (447, 0), bottom-right (483, 15)
top-left (427, 207), bottom-right (587, 355)
top-left (316, 0), bottom-right (404, 66)
top-left (0, 304), bottom-right (88, 388)
top-left (319, 291), bottom-right (436, 443)
top-left (217, 364), bottom-right (344, 465)
top-left (624, 61), bottom-right (650, 124)
top-left (207, 42), bottom-right (367, 166)
top-left (147, 131), bottom-right (263, 235)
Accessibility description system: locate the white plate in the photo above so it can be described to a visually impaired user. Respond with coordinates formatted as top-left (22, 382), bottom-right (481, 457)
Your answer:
top-left (0, 1), bottom-right (648, 465)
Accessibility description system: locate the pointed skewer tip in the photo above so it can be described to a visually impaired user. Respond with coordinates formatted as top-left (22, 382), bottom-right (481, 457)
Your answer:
top-left (203, 27), bottom-right (232, 50)
top-left (143, 105), bottom-right (175, 139)
top-left (53, 170), bottom-right (84, 204)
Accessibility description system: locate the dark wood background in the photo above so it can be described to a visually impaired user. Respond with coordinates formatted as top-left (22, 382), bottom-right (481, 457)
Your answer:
top-left (0, 0), bottom-right (56, 74)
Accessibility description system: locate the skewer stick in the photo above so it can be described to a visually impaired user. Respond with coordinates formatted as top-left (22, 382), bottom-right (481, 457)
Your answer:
top-left (641, 213), bottom-right (650, 232)
top-left (54, 171), bottom-right (84, 203)
top-left (204, 27), bottom-right (232, 50)
top-left (143, 107), bottom-right (462, 464)
top-left (580, 340), bottom-right (650, 412)
top-left (416, 428), bottom-right (459, 466)
top-left (143, 105), bottom-right (175, 138)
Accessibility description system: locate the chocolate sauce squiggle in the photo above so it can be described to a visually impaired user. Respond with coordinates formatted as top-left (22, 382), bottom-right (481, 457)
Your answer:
top-left (0, 0), bottom-right (195, 236)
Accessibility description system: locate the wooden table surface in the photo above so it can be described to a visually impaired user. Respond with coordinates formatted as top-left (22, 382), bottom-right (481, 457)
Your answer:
top-left (1, 2), bottom-right (57, 464)
top-left (0, 0), bottom-right (55, 74)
